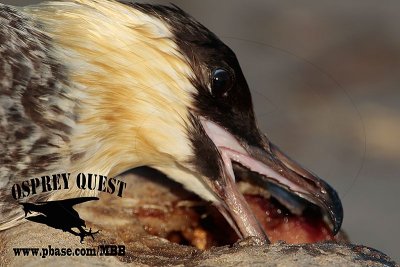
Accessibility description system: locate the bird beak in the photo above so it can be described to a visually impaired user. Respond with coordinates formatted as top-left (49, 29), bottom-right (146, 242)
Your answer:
top-left (258, 142), bottom-right (343, 235)
top-left (200, 118), bottom-right (343, 244)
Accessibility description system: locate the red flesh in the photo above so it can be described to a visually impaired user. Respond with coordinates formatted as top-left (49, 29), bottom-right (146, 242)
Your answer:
top-left (244, 194), bottom-right (334, 244)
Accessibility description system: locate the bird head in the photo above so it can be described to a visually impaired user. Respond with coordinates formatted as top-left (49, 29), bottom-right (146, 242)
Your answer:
top-left (32, 0), bottom-right (343, 243)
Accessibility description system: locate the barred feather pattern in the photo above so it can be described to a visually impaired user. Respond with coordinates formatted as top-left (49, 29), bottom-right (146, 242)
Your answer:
top-left (0, 4), bottom-right (77, 229)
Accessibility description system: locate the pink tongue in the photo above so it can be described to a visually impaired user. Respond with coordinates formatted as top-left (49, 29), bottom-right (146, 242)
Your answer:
top-left (219, 147), bottom-right (305, 194)
top-left (201, 116), bottom-right (307, 196)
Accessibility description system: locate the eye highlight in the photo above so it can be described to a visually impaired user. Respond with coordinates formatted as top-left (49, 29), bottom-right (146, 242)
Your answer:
top-left (211, 68), bottom-right (234, 97)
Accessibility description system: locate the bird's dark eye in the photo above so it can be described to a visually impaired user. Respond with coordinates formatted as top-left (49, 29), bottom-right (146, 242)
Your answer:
top-left (211, 68), bottom-right (234, 97)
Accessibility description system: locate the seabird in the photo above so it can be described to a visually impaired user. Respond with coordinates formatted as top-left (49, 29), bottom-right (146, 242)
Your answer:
top-left (0, 0), bottom-right (342, 244)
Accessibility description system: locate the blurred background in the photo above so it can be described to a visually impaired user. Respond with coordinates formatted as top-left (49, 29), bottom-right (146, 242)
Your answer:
top-left (5, 0), bottom-right (400, 261)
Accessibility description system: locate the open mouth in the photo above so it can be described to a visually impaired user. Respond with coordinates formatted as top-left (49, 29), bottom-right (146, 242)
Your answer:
top-left (199, 117), bottom-right (343, 244)
top-left (233, 162), bottom-right (335, 244)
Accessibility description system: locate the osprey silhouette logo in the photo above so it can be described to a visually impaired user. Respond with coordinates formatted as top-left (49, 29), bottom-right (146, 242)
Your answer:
top-left (20, 197), bottom-right (100, 243)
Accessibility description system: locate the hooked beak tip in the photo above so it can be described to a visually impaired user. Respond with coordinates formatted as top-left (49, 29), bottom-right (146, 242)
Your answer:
top-left (325, 183), bottom-right (343, 235)
top-left (251, 141), bottom-right (344, 236)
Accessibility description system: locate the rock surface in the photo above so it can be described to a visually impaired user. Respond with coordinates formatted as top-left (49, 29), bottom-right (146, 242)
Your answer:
top-left (1, 221), bottom-right (397, 267)
top-left (0, 170), bottom-right (397, 266)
